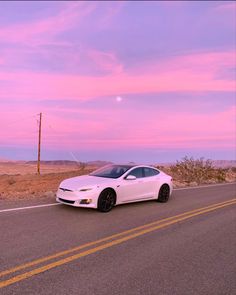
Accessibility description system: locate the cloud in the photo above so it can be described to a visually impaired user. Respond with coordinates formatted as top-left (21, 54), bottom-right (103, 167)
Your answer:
top-left (1, 99), bottom-right (235, 152)
top-left (0, 50), bottom-right (234, 102)
top-left (200, 1), bottom-right (236, 31)
top-left (0, 2), bottom-right (95, 45)
top-left (128, 50), bottom-right (235, 76)
top-left (1, 2), bottom-right (235, 160)
top-left (214, 2), bottom-right (236, 11)
top-left (96, 1), bottom-right (125, 29)
top-left (87, 49), bottom-right (124, 74)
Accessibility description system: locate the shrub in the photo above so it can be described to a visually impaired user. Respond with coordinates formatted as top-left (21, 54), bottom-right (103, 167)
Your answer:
top-left (231, 167), bottom-right (236, 173)
top-left (214, 169), bottom-right (226, 182)
top-left (170, 156), bottom-right (218, 184)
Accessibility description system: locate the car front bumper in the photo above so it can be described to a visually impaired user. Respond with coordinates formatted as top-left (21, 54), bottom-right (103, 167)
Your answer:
top-left (56, 189), bottom-right (97, 209)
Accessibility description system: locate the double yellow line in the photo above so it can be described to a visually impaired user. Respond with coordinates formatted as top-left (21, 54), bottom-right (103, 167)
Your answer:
top-left (1, 198), bottom-right (235, 288)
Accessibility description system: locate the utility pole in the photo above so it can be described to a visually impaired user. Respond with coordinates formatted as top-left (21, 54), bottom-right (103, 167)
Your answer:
top-left (37, 112), bottom-right (42, 175)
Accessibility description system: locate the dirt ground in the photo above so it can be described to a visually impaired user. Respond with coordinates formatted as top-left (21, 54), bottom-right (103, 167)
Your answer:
top-left (0, 162), bottom-right (81, 175)
top-left (0, 169), bottom-right (93, 201)
top-left (0, 162), bottom-right (235, 201)
top-left (0, 162), bottom-right (94, 200)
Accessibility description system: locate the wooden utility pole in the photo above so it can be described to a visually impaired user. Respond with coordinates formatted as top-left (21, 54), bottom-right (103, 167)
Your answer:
top-left (37, 112), bottom-right (42, 175)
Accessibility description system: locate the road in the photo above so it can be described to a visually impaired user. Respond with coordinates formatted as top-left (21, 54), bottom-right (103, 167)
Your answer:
top-left (0, 183), bottom-right (236, 295)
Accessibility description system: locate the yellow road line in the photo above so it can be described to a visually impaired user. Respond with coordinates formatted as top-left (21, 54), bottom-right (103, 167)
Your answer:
top-left (0, 200), bottom-right (235, 288)
top-left (0, 198), bottom-right (235, 278)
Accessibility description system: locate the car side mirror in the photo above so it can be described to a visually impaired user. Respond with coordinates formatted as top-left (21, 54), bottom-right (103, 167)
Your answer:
top-left (125, 175), bottom-right (137, 180)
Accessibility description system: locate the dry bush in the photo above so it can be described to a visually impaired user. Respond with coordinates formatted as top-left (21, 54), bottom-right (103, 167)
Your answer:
top-left (169, 156), bottom-right (226, 185)
top-left (231, 167), bottom-right (236, 173)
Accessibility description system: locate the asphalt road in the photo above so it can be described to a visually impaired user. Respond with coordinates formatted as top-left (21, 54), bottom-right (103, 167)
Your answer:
top-left (0, 183), bottom-right (236, 295)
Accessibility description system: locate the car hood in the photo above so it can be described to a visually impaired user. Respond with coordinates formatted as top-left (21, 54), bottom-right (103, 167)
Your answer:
top-left (59, 175), bottom-right (116, 191)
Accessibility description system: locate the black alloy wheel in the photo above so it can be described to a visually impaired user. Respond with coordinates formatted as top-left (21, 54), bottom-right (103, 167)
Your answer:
top-left (97, 189), bottom-right (116, 212)
top-left (157, 184), bottom-right (170, 203)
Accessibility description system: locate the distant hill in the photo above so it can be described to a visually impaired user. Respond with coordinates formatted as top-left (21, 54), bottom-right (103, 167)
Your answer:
top-left (25, 160), bottom-right (113, 167)
top-left (1, 159), bottom-right (235, 168)
top-left (0, 158), bottom-right (13, 162)
top-left (26, 160), bottom-right (78, 165)
top-left (87, 160), bottom-right (113, 166)
top-left (212, 160), bottom-right (236, 168)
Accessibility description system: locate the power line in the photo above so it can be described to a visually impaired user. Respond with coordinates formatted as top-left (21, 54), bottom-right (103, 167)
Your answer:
top-left (45, 120), bottom-right (83, 165)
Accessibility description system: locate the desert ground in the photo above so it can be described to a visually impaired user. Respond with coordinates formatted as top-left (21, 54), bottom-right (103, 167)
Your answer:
top-left (0, 160), bottom-right (235, 201)
top-left (0, 161), bottom-right (92, 201)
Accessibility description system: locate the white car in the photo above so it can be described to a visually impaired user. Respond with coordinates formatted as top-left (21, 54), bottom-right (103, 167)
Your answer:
top-left (56, 164), bottom-right (173, 212)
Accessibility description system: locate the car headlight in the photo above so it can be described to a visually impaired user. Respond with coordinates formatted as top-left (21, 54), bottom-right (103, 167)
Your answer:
top-left (79, 188), bottom-right (94, 192)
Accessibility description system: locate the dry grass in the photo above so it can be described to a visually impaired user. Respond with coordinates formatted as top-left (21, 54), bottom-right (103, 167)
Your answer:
top-left (157, 156), bottom-right (236, 187)
top-left (0, 162), bottom-right (81, 175)
top-left (0, 169), bottom-right (93, 200)
top-left (0, 158), bottom-right (235, 200)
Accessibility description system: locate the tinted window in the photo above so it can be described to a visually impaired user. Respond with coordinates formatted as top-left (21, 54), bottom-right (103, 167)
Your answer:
top-left (143, 167), bottom-right (159, 177)
top-left (127, 168), bottom-right (143, 178)
top-left (90, 165), bottom-right (133, 179)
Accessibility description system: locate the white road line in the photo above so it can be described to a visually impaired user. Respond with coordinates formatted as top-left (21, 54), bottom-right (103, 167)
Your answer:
top-left (0, 203), bottom-right (61, 213)
top-left (0, 182), bottom-right (235, 213)
top-left (174, 182), bottom-right (236, 191)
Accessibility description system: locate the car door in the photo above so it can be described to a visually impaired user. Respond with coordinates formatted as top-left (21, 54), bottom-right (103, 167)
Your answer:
top-left (142, 167), bottom-right (160, 198)
top-left (118, 167), bottom-right (149, 203)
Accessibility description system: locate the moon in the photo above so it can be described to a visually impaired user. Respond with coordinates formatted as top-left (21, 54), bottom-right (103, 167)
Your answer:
top-left (116, 96), bottom-right (123, 102)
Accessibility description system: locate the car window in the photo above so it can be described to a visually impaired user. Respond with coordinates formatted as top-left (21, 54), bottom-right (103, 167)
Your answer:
top-left (90, 165), bottom-right (133, 178)
top-left (143, 167), bottom-right (160, 177)
top-left (127, 168), bottom-right (144, 178)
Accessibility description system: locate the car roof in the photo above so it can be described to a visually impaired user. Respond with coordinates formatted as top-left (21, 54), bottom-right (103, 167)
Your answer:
top-left (112, 164), bottom-right (157, 169)
top-left (111, 164), bottom-right (136, 168)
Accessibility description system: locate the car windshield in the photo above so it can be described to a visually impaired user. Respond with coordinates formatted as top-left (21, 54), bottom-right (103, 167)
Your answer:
top-left (90, 165), bottom-right (133, 179)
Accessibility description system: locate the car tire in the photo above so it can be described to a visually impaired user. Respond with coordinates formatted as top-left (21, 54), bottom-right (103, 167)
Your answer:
top-left (97, 189), bottom-right (116, 212)
top-left (157, 184), bottom-right (170, 203)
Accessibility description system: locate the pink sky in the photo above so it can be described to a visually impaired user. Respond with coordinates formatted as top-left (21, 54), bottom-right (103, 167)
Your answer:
top-left (0, 1), bottom-right (235, 162)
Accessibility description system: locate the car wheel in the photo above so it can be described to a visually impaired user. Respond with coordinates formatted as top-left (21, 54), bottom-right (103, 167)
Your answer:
top-left (97, 189), bottom-right (116, 212)
top-left (157, 184), bottom-right (170, 203)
